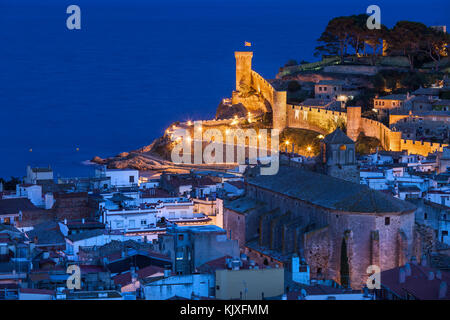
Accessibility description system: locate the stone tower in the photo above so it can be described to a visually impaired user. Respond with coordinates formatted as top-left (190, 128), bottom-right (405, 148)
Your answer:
top-left (235, 51), bottom-right (253, 92)
top-left (346, 106), bottom-right (362, 142)
top-left (272, 91), bottom-right (287, 132)
top-left (322, 128), bottom-right (359, 183)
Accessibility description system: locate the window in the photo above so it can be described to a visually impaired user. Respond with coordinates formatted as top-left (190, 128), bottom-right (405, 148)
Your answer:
top-left (424, 213), bottom-right (427, 220)
top-left (178, 234), bottom-right (184, 241)
top-left (339, 145), bottom-right (347, 151)
top-left (141, 219), bottom-right (147, 225)
top-left (385, 217), bottom-right (390, 225)
top-left (129, 175), bottom-right (135, 183)
top-left (115, 220), bottom-right (124, 228)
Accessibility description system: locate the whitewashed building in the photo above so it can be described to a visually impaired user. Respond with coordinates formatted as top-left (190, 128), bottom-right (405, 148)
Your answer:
top-left (141, 273), bottom-right (214, 300)
top-left (95, 166), bottom-right (139, 187)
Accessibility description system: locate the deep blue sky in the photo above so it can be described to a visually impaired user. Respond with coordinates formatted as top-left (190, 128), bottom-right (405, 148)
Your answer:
top-left (0, 0), bottom-right (448, 178)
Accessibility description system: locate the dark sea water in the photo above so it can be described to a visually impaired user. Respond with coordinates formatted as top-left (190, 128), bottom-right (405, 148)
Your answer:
top-left (0, 0), bottom-right (448, 179)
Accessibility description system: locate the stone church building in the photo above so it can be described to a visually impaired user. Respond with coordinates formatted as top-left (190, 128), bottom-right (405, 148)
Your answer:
top-left (222, 130), bottom-right (418, 289)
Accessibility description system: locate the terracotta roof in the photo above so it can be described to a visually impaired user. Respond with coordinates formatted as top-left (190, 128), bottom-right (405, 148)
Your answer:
top-left (113, 272), bottom-right (133, 287)
top-left (113, 265), bottom-right (165, 287)
top-left (0, 198), bottom-right (39, 216)
top-left (137, 265), bottom-right (165, 279)
top-left (19, 288), bottom-right (54, 295)
top-left (379, 264), bottom-right (450, 300)
top-left (197, 255), bottom-right (265, 273)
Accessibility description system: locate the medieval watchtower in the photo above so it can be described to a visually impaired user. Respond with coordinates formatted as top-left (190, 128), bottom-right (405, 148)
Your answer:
top-left (235, 51), bottom-right (253, 92)
top-left (234, 51), bottom-right (287, 131)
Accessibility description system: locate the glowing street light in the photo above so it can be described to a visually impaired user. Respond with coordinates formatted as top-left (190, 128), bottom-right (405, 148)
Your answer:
top-left (306, 146), bottom-right (312, 152)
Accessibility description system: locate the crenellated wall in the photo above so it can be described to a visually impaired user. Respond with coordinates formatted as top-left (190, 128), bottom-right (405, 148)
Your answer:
top-left (233, 51), bottom-right (447, 156)
top-left (286, 104), bottom-right (347, 134)
top-left (400, 139), bottom-right (446, 155)
top-left (250, 70), bottom-right (275, 104)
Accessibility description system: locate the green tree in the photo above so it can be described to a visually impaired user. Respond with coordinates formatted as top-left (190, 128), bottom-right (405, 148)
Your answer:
top-left (364, 24), bottom-right (389, 65)
top-left (421, 28), bottom-right (450, 71)
top-left (348, 14), bottom-right (369, 56)
top-left (315, 16), bottom-right (356, 63)
top-left (387, 21), bottom-right (429, 70)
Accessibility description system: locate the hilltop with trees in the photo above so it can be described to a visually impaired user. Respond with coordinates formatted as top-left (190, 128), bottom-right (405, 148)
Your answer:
top-left (313, 14), bottom-right (449, 71)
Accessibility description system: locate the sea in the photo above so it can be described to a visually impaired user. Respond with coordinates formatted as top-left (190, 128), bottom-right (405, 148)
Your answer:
top-left (0, 0), bottom-right (448, 179)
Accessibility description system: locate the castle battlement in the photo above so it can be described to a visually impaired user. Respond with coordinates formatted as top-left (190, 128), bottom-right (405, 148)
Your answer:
top-left (232, 51), bottom-right (448, 156)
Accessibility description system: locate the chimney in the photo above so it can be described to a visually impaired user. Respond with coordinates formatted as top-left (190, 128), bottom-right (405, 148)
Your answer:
top-left (399, 268), bottom-right (406, 284)
top-left (428, 271), bottom-right (435, 281)
top-left (421, 254), bottom-right (427, 267)
top-left (131, 267), bottom-right (138, 282)
top-left (226, 258), bottom-right (232, 269)
top-left (82, 218), bottom-right (85, 224)
top-left (439, 281), bottom-right (447, 299)
top-left (64, 218), bottom-right (67, 225)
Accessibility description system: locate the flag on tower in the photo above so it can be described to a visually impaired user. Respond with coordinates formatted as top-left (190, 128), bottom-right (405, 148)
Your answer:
top-left (244, 41), bottom-right (252, 47)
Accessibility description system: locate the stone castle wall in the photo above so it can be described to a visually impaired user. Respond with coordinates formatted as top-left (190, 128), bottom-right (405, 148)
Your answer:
top-left (400, 139), bottom-right (446, 156)
top-left (287, 105), bottom-right (346, 134)
top-left (233, 51), bottom-right (447, 156)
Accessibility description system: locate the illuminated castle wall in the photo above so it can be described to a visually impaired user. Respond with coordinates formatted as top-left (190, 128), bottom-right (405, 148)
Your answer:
top-left (233, 51), bottom-right (447, 156)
